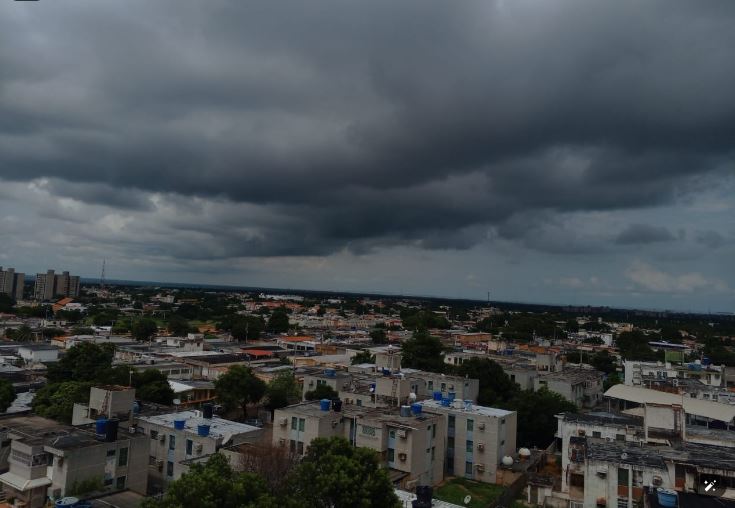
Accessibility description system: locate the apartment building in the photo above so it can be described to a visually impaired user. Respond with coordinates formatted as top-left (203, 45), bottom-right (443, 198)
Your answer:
top-left (0, 415), bottom-right (148, 507)
top-left (0, 267), bottom-right (25, 300)
top-left (624, 359), bottom-right (725, 388)
top-left (272, 401), bottom-right (445, 488)
top-left (136, 404), bottom-right (262, 490)
top-left (535, 368), bottom-right (604, 409)
top-left (33, 270), bottom-right (80, 300)
top-left (420, 399), bottom-right (516, 483)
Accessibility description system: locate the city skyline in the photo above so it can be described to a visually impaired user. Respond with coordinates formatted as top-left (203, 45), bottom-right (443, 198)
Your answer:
top-left (1, 0), bottom-right (734, 312)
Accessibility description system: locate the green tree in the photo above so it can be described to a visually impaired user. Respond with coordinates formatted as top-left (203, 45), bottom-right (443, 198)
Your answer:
top-left (591, 350), bottom-right (617, 375)
top-left (265, 373), bottom-right (300, 411)
top-left (501, 388), bottom-right (576, 448)
top-left (454, 358), bottom-right (519, 406)
top-left (231, 316), bottom-right (265, 341)
top-left (603, 373), bottom-right (622, 391)
top-left (289, 437), bottom-right (401, 508)
top-left (132, 318), bottom-right (158, 342)
top-left (401, 310), bottom-right (450, 330)
top-left (616, 330), bottom-right (659, 361)
top-left (351, 351), bottom-right (376, 365)
top-left (214, 365), bottom-right (267, 417)
top-left (71, 326), bottom-right (95, 336)
top-left (46, 342), bottom-right (115, 384)
top-left (304, 384), bottom-right (338, 401)
top-left (267, 310), bottom-right (290, 334)
top-left (41, 327), bottom-right (65, 338)
top-left (168, 316), bottom-right (192, 336)
top-left (369, 329), bottom-right (388, 345)
top-left (32, 381), bottom-right (93, 423)
top-left (142, 453), bottom-right (277, 508)
top-left (135, 369), bottom-right (175, 405)
top-left (0, 379), bottom-right (15, 413)
top-left (0, 294), bottom-right (14, 313)
top-left (401, 329), bottom-right (445, 373)
top-left (10, 325), bottom-right (33, 342)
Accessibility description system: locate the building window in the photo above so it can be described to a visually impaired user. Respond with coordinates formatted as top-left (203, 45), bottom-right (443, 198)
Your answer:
top-left (501, 419), bottom-right (505, 425)
top-left (298, 418), bottom-right (305, 432)
top-left (169, 435), bottom-right (176, 450)
top-left (441, 383), bottom-right (446, 392)
top-left (428, 380), bottom-right (433, 391)
top-left (290, 440), bottom-right (296, 453)
top-left (104, 477), bottom-right (114, 487)
top-left (592, 431), bottom-right (601, 438)
top-left (389, 429), bottom-right (396, 439)
top-left (465, 461), bottom-right (473, 475)
top-left (150, 430), bottom-right (158, 440)
top-left (448, 415), bottom-right (455, 429)
top-left (167, 461), bottom-right (174, 477)
top-left (297, 441), bottom-right (304, 455)
top-left (448, 436), bottom-right (454, 450)
top-left (616, 434), bottom-right (625, 441)
top-left (618, 467), bottom-right (629, 487)
top-left (363, 425), bottom-right (377, 437)
top-left (431, 447), bottom-right (435, 461)
top-left (357, 399), bottom-right (362, 407)
top-left (432, 424), bottom-right (436, 439)
top-left (106, 449), bottom-right (116, 457)
top-left (501, 440), bottom-right (505, 446)
top-left (148, 456), bottom-right (156, 466)
top-left (466, 440), bottom-right (473, 453)
top-left (467, 419), bottom-right (474, 432)
top-left (291, 417), bottom-right (297, 430)
top-left (118, 447), bottom-right (128, 467)
top-left (388, 448), bottom-right (395, 462)
top-left (116, 476), bottom-right (126, 490)
top-left (186, 440), bottom-right (193, 456)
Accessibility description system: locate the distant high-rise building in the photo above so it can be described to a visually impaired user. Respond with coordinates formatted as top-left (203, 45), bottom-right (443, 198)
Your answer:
top-left (0, 267), bottom-right (25, 300)
top-left (34, 269), bottom-right (80, 300)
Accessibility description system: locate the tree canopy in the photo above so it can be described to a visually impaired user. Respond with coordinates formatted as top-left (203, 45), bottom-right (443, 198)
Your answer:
top-left (168, 315), bottom-right (192, 336)
top-left (46, 342), bottom-right (115, 384)
top-left (265, 372), bottom-right (300, 411)
top-left (351, 350), bottom-right (376, 365)
top-left (454, 358), bottom-right (519, 406)
top-left (0, 379), bottom-right (15, 413)
top-left (500, 388), bottom-right (576, 448)
top-left (400, 329), bottom-right (445, 373)
top-left (214, 365), bottom-right (267, 417)
top-left (132, 318), bottom-right (158, 341)
top-left (267, 310), bottom-right (290, 334)
top-left (616, 330), bottom-right (660, 361)
top-left (304, 384), bottom-right (338, 401)
top-left (32, 381), bottom-right (93, 423)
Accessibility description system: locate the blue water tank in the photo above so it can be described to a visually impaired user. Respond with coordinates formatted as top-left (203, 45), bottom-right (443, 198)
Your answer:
top-left (132, 401), bottom-right (140, 414)
top-left (324, 368), bottom-right (336, 378)
top-left (702, 356), bottom-right (712, 366)
top-left (433, 391), bottom-right (442, 401)
top-left (411, 403), bottom-right (423, 415)
top-left (382, 368), bottom-right (391, 376)
top-left (441, 397), bottom-right (451, 407)
top-left (174, 419), bottom-right (186, 430)
top-left (320, 399), bottom-right (331, 411)
top-left (448, 391), bottom-right (456, 402)
top-left (197, 424), bottom-right (210, 437)
top-left (657, 488), bottom-right (677, 508)
top-left (95, 418), bottom-right (107, 436)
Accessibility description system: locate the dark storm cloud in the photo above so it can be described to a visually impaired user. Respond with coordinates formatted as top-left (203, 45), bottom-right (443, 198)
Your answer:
top-left (615, 224), bottom-right (676, 245)
top-left (1, 0), bottom-right (734, 258)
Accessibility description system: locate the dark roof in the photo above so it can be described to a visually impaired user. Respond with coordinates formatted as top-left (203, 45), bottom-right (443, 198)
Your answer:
top-left (646, 490), bottom-right (735, 508)
top-left (558, 411), bottom-right (642, 428)
top-left (587, 441), bottom-right (667, 470)
top-left (184, 354), bottom-right (246, 364)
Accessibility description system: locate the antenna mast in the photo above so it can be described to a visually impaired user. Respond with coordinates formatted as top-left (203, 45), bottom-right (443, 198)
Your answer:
top-left (100, 259), bottom-right (106, 292)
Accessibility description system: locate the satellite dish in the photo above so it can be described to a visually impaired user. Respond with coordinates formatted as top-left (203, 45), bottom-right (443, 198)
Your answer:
top-left (173, 399), bottom-right (181, 406)
top-left (464, 495), bottom-right (472, 505)
top-left (621, 452), bottom-right (628, 460)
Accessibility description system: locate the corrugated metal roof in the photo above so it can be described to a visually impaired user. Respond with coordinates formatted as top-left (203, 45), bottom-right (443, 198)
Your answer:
top-left (605, 384), bottom-right (735, 422)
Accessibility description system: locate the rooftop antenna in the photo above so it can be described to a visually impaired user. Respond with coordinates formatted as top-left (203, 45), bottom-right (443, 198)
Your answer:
top-left (100, 259), bottom-right (107, 292)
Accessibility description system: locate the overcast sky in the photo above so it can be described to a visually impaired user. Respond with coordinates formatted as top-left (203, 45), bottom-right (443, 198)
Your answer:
top-left (1, 0), bottom-right (734, 312)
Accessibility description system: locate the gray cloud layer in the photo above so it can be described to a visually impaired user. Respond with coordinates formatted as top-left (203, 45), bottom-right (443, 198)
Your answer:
top-left (0, 0), bottom-right (734, 308)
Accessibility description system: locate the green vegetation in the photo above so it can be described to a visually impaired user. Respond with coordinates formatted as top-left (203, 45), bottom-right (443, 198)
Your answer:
top-left (5, 325), bottom-right (33, 341)
top-left (351, 350), bottom-right (376, 365)
top-left (266, 309), bottom-right (291, 333)
top-left (217, 315), bottom-right (265, 341)
top-left (265, 372), bottom-right (300, 411)
top-left (0, 379), bottom-right (15, 413)
top-left (501, 387), bottom-right (576, 448)
top-left (47, 342), bottom-right (115, 384)
top-left (32, 381), bottom-right (93, 423)
top-left (304, 384), bottom-right (338, 401)
top-left (132, 317), bottom-right (158, 341)
top-left (616, 330), bottom-right (661, 361)
top-left (369, 328), bottom-right (388, 344)
top-left (434, 478), bottom-right (505, 508)
top-left (401, 309), bottom-right (450, 330)
top-left (143, 438), bottom-right (399, 508)
top-left (67, 476), bottom-right (104, 496)
top-left (401, 329), bottom-right (445, 373)
top-left (214, 365), bottom-right (267, 417)
top-left (453, 358), bottom-right (518, 406)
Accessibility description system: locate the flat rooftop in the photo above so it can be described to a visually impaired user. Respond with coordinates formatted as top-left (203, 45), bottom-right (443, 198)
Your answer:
top-left (138, 410), bottom-right (260, 440)
top-left (421, 399), bottom-right (514, 418)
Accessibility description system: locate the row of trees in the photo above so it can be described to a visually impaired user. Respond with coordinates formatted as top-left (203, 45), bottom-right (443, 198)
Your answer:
top-left (143, 437), bottom-right (401, 508)
top-left (213, 365), bottom-right (302, 417)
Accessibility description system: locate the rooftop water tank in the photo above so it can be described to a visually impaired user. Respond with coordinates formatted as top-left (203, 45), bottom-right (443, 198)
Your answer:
top-left (174, 419), bottom-right (186, 430)
top-left (433, 391), bottom-right (442, 401)
top-left (325, 368), bottom-right (336, 378)
top-left (447, 391), bottom-right (456, 402)
top-left (400, 405), bottom-right (412, 417)
top-left (95, 418), bottom-right (108, 436)
top-left (320, 399), bottom-right (331, 412)
top-left (441, 397), bottom-right (451, 407)
top-left (657, 488), bottom-right (677, 508)
top-left (197, 424), bottom-right (210, 437)
top-left (411, 403), bottom-right (423, 415)
top-left (502, 456), bottom-right (514, 466)
top-left (464, 400), bottom-right (473, 411)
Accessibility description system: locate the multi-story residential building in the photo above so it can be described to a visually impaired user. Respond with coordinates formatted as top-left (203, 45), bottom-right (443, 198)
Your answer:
top-left (420, 399), bottom-right (516, 483)
top-left (272, 400), bottom-right (445, 488)
top-left (0, 267), bottom-right (25, 300)
top-left (624, 359), bottom-right (725, 388)
top-left (136, 404), bottom-right (262, 490)
top-left (535, 368), bottom-right (604, 409)
top-left (33, 270), bottom-right (80, 300)
top-left (0, 415), bottom-right (148, 507)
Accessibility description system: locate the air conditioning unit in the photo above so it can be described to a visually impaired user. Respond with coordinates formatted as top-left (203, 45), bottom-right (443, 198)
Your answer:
top-left (477, 443), bottom-right (485, 451)
top-left (398, 452), bottom-right (407, 461)
top-left (279, 417), bottom-right (288, 426)
top-left (578, 429), bottom-right (586, 436)
top-left (195, 443), bottom-right (203, 453)
top-left (397, 429), bottom-right (407, 439)
top-left (652, 476), bottom-right (663, 486)
top-left (476, 463), bottom-right (485, 472)
top-left (156, 460), bottom-right (164, 471)
top-left (478, 423), bottom-right (485, 431)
